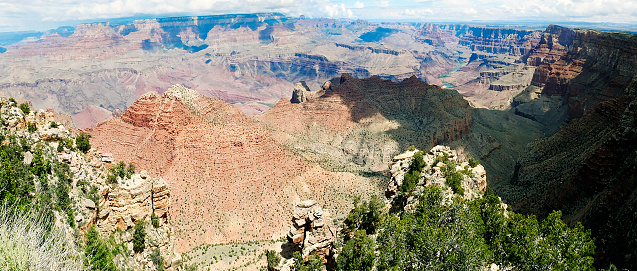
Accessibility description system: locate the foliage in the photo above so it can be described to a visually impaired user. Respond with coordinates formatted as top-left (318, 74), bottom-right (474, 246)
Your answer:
top-left (468, 157), bottom-right (479, 168)
top-left (378, 185), bottom-right (491, 270)
top-left (18, 103), bottom-right (30, 114)
top-left (151, 248), bottom-right (165, 271)
top-left (49, 121), bottom-right (58, 128)
top-left (107, 161), bottom-right (135, 184)
top-left (292, 251), bottom-right (323, 271)
top-left (337, 230), bottom-right (376, 271)
top-left (373, 185), bottom-right (596, 270)
top-left (0, 205), bottom-right (85, 270)
top-left (399, 151), bottom-right (426, 194)
top-left (27, 122), bottom-right (37, 133)
top-left (133, 220), bottom-right (146, 253)
top-left (55, 162), bottom-right (75, 227)
top-left (266, 249), bottom-right (281, 271)
top-left (0, 137), bottom-right (34, 206)
top-left (76, 132), bottom-right (91, 153)
top-left (85, 225), bottom-right (116, 271)
top-left (342, 195), bottom-right (384, 238)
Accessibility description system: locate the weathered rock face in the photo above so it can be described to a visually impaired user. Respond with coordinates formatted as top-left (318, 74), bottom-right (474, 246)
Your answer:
top-left (287, 200), bottom-right (335, 259)
top-left (89, 84), bottom-right (378, 252)
top-left (96, 174), bottom-right (170, 233)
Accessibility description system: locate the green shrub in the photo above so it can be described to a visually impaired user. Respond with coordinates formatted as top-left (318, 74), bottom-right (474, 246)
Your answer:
top-left (76, 132), bottom-right (91, 153)
top-left (85, 225), bottom-right (116, 271)
top-left (399, 172), bottom-right (419, 193)
top-left (266, 250), bottom-right (281, 271)
top-left (337, 230), bottom-right (375, 271)
top-left (27, 123), bottom-right (36, 133)
top-left (468, 157), bottom-right (479, 168)
top-left (133, 220), bottom-right (146, 253)
top-left (49, 122), bottom-right (58, 129)
top-left (151, 212), bottom-right (159, 228)
top-left (409, 151), bottom-right (426, 173)
top-left (18, 103), bottom-right (30, 114)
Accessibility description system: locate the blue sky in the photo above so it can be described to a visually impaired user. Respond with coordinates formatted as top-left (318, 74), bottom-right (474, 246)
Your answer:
top-left (1, 0), bottom-right (636, 32)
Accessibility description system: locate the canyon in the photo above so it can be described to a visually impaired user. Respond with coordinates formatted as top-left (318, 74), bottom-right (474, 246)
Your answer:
top-left (0, 12), bottom-right (636, 269)
top-left (0, 14), bottom-right (542, 128)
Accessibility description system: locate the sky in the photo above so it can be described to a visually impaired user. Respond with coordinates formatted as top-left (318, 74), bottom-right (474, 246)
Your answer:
top-left (1, 0), bottom-right (636, 32)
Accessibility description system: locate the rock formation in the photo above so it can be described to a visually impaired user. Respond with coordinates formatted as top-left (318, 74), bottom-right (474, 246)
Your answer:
top-left (513, 25), bottom-right (637, 133)
top-left (286, 200), bottom-right (335, 259)
top-left (0, 15), bottom-right (548, 128)
top-left (258, 74), bottom-right (542, 187)
top-left (89, 84), bottom-right (379, 252)
top-left (290, 81), bottom-right (328, 103)
top-left (386, 146), bottom-right (487, 204)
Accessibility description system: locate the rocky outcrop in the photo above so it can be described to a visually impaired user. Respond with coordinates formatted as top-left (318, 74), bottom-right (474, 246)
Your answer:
top-left (290, 81), bottom-right (327, 103)
top-left (386, 146), bottom-right (487, 203)
top-left (95, 174), bottom-right (170, 233)
top-left (0, 97), bottom-right (180, 270)
top-left (287, 200), bottom-right (335, 259)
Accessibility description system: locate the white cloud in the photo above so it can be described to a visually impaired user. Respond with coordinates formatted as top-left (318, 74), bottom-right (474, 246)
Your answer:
top-left (0, 0), bottom-right (636, 32)
top-left (322, 3), bottom-right (354, 18)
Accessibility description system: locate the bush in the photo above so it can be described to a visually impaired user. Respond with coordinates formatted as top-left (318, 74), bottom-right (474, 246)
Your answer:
top-left (76, 132), bottom-right (91, 153)
top-left (18, 103), bottom-right (30, 114)
top-left (337, 230), bottom-right (376, 271)
top-left (133, 220), bottom-right (146, 253)
top-left (468, 157), bottom-right (479, 168)
top-left (49, 122), bottom-right (58, 129)
top-left (85, 225), bottom-right (116, 271)
top-left (27, 123), bottom-right (36, 133)
top-left (0, 205), bottom-right (85, 270)
top-left (266, 250), bottom-right (281, 271)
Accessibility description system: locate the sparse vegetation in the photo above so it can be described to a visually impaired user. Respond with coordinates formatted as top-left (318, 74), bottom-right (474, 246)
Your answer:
top-left (266, 249), bottom-right (280, 271)
top-left (107, 161), bottom-right (135, 184)
top-left (151, 212), bottom-right (160, 228)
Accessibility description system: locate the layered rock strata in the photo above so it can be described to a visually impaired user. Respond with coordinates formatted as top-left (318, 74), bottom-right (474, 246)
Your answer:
top-left (89, 84), bottom-right (377, 252)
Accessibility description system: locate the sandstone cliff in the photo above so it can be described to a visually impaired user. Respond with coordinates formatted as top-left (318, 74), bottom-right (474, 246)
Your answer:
top-left (513, 25), bottom-right (637, 134)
